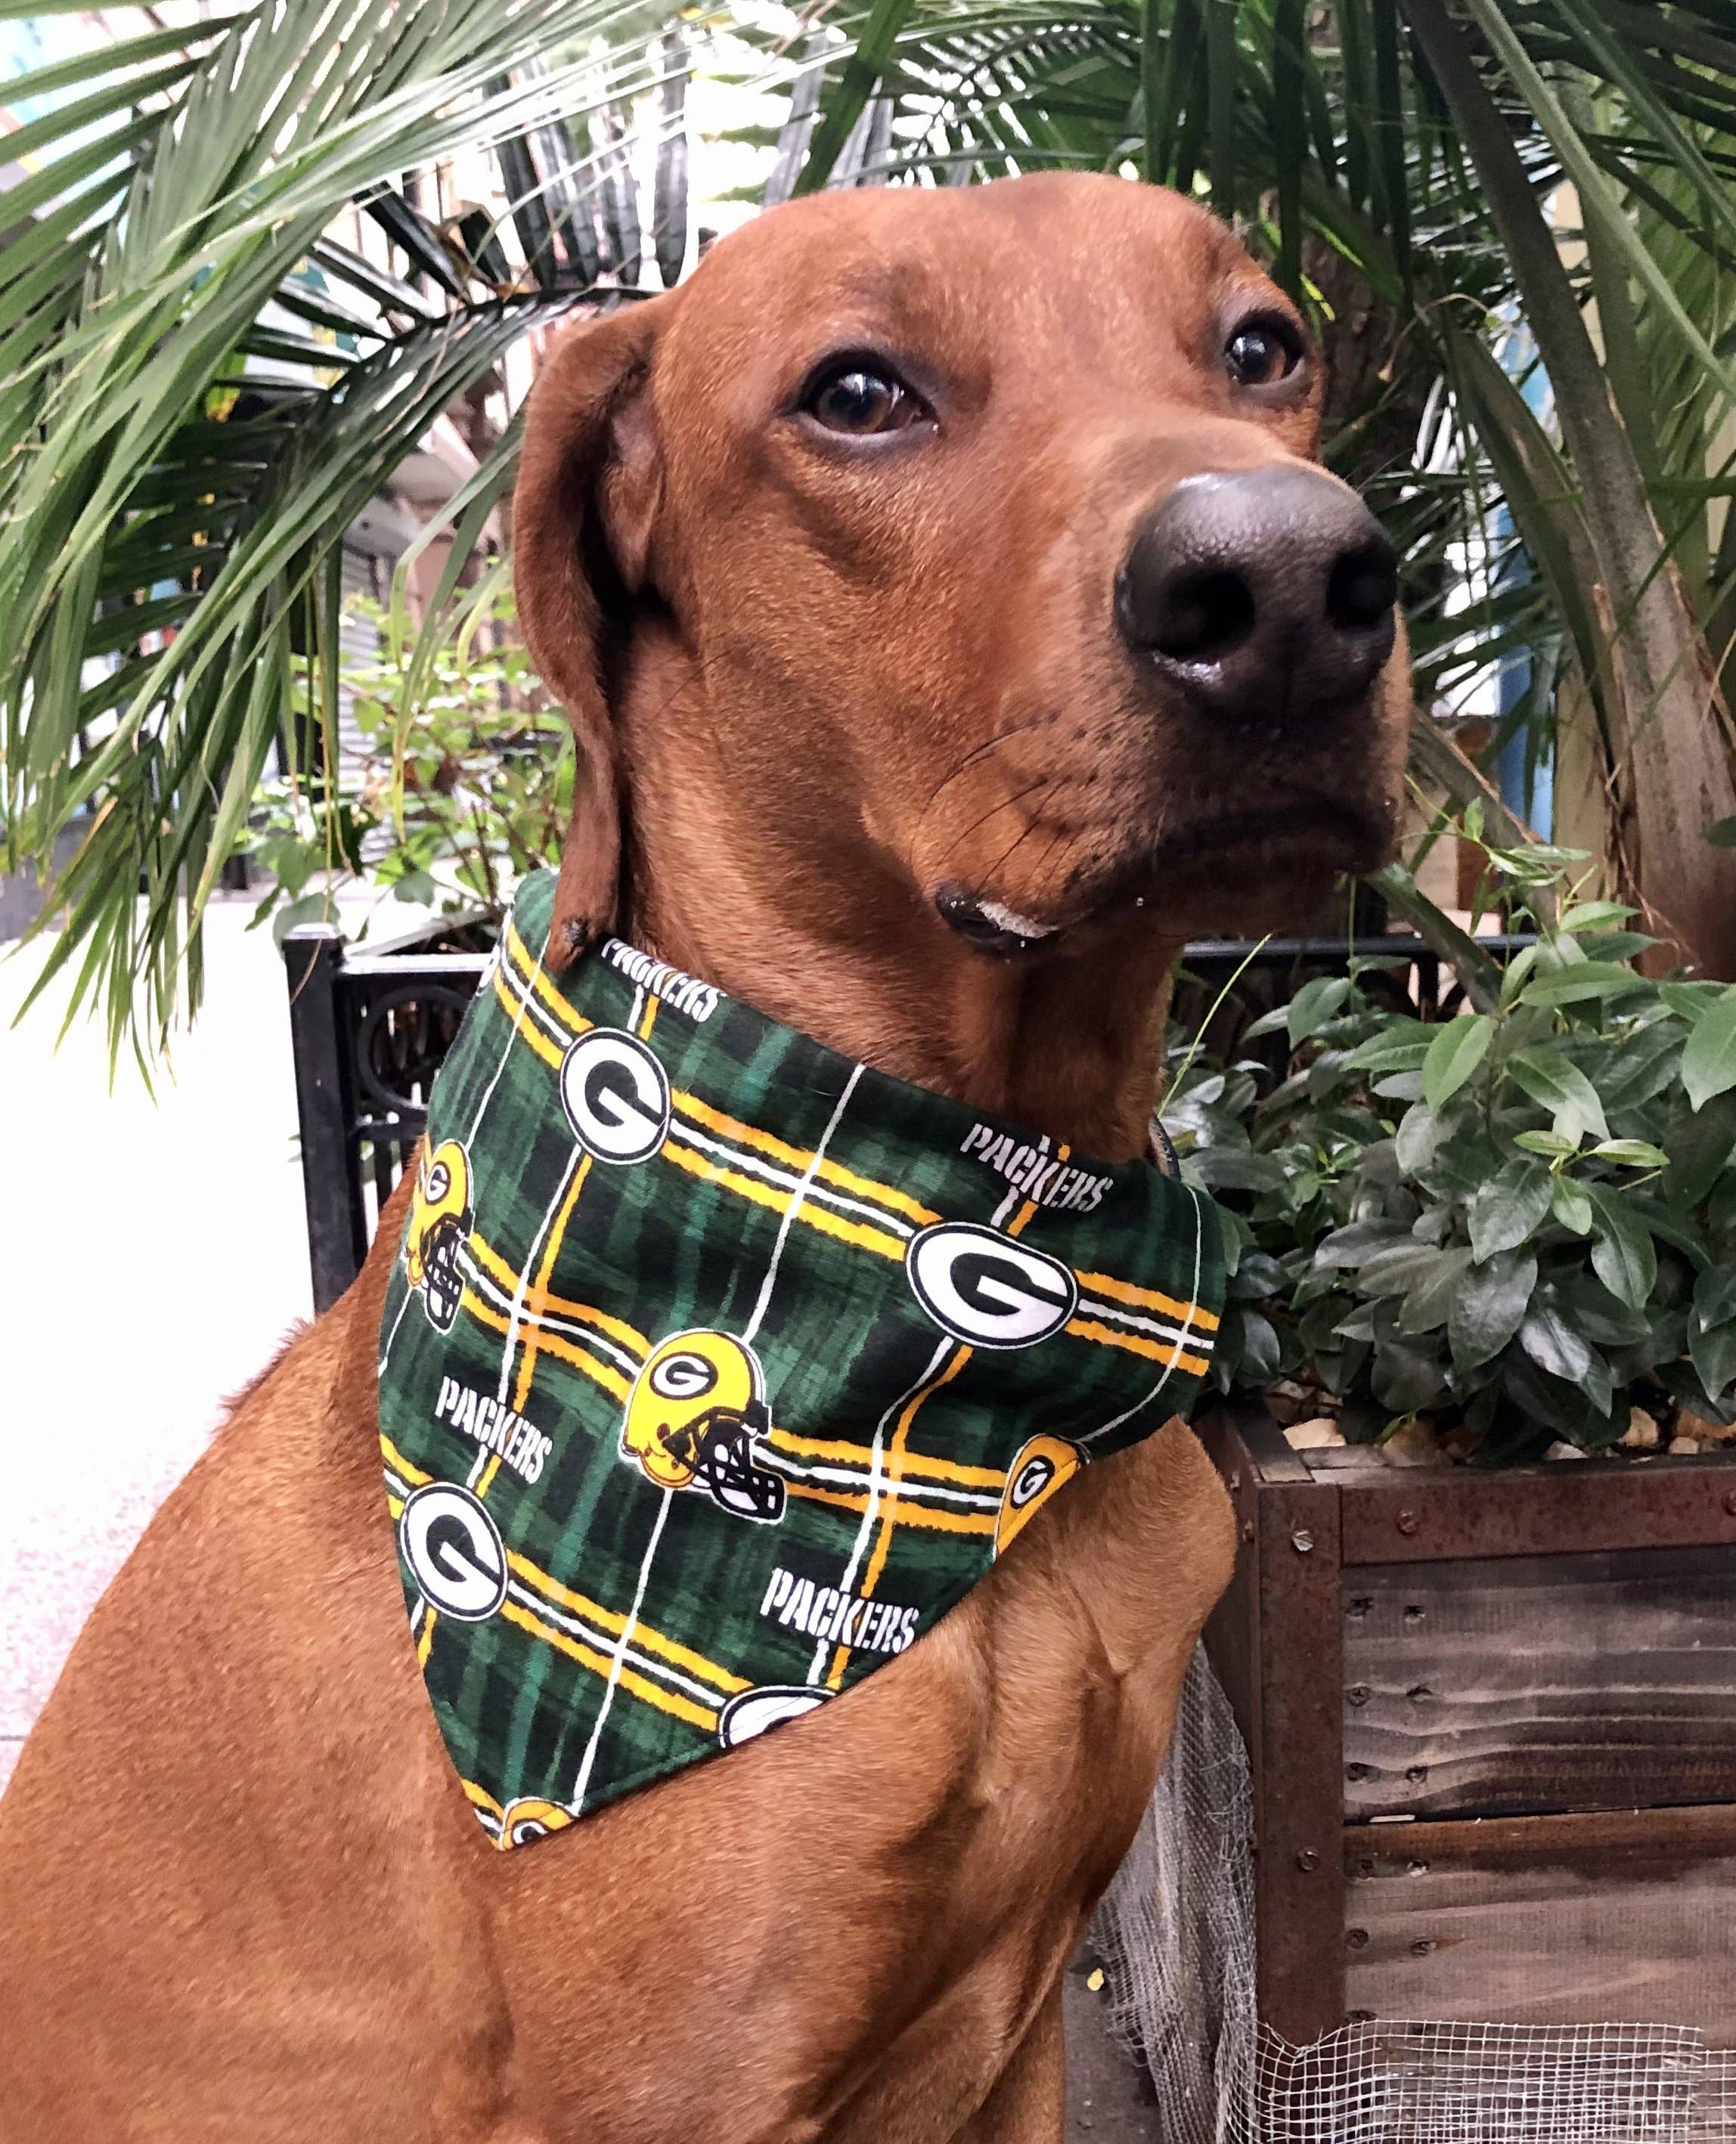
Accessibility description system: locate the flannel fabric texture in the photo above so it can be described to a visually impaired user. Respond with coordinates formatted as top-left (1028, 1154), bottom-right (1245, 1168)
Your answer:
top-left (378, 869), bottom-right (1225, 1849)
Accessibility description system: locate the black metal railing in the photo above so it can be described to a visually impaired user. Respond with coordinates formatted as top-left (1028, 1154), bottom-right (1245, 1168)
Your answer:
top-left (286, 919), bottom-right (1533, 1312)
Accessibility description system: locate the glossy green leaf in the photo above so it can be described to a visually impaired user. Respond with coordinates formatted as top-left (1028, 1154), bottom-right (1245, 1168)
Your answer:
top-left (1506, 1047), bottom-right (1610, 1146)
top-left (1449, 1249), bottom-right (1537, 1371)
top-left (1287, 974), bottom-right (1353, 1048)
top-left (1468, 1157), bottom-right (1552, 1261)
top-left (1422, 1012), bottom-right (1494, 1108)
top-left (1681, 985), bottom-right (1736, 1111)
top-left (1584, 1183), bottom-right (1657, 1310)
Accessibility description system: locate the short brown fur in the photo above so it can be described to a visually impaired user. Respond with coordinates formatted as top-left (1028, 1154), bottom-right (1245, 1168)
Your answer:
top-left (0, 174), bottom-right (1407, 2142)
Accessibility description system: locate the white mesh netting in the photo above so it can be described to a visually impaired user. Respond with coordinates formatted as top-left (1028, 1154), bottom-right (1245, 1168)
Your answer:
top-left (1090, 1648), bottom-right (1736, 2144)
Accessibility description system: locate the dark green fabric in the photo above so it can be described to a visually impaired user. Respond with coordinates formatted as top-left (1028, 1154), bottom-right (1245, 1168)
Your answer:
top-left (378, 869), bottom-right (1224, 1849)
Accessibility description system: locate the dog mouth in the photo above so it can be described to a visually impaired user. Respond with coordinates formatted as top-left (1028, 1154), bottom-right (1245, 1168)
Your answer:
top-left (934, 885), bottom-right (1062, 957)
top-left (1139, 792), bottom-right (1393, 879)
top-left (936, 789), bottom-right (1393, 954)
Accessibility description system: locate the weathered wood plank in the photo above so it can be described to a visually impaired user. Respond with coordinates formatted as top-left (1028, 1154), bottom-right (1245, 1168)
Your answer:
top-left (1338, 1449), bottom-right (1736, 1564)
top-left (1345, 1809), bottom-right (1736, 2045)
top-left (1341, 1548), bottom-right (1736, 1820)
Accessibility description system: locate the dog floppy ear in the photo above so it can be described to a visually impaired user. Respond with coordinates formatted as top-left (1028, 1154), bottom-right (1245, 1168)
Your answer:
top-left (513, 296), bottom-right (674, 973)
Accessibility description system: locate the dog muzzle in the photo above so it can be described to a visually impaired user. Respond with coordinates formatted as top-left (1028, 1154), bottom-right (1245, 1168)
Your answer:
top-left (378, 869), bottom-right (1226, 1849)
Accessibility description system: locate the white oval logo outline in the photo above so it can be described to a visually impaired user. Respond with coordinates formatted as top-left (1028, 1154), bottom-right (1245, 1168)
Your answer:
top-left (905, 1223), bottom-right (1079, 1349)
top-left (717, 1684), bottom-right (832, 1749)
top-left (648, 1350), bottom-right (720, 1402)
top-left (399, 1482), bottom-right (509, 1622)
top-left (559, 1028), bottom-right (671, 1165)
top-left (1010, 1453), bottom-right (1058, 1508)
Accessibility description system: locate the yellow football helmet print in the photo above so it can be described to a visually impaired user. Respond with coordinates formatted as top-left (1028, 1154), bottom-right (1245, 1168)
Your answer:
top-left (405, 1137), bottom-right (473, 1332)
top-left (621, 1331), bottom-right (786, 1523)
top-left (994, 1433), bottom-right (1083, 1556)
top-left (498, 1795), bottom-right (575, 1851)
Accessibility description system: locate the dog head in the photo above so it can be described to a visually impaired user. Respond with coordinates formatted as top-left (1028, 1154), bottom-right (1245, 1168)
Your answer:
top-left (515, 172), bottom-right (1409, 972)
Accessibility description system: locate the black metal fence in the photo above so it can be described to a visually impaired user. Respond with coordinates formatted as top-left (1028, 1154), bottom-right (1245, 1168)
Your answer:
top-left (285, 918), bottom-right (1531, 1312)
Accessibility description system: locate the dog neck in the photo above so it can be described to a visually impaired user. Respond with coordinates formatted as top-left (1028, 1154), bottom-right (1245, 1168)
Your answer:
top-left (610, 637), bottom-right (1180, 1164)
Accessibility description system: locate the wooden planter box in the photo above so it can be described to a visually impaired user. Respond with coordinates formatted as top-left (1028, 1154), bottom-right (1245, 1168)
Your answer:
top-left (1200, 1405), bottom-right (1736, 2047)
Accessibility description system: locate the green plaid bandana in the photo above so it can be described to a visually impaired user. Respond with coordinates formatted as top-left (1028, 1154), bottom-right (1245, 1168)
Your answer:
top-left (378, 869), bottom-right (1224, 1850)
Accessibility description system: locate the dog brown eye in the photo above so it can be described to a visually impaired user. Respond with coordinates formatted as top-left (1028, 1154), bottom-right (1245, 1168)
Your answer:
top-left (804, 365), bottom-right (924, 436)
top-left (1226, 320), bottom-right (1300, 389)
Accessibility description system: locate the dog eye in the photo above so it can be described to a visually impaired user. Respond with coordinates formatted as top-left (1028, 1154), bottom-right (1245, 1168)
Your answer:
top-left (1225, 318), bottom-right (1302, 389)
top-left (801, 362), bottom-right (928, 438)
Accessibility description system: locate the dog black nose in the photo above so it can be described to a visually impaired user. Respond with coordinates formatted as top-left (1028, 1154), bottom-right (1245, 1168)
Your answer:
top-left (1115, 466), bottom-right (1397, 723)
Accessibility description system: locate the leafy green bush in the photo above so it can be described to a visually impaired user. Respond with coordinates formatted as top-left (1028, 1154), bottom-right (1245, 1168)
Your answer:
top-left (1162, 882), bottom-right (1736, 1465)
top-left (243, 588), bottom-right (568, 943)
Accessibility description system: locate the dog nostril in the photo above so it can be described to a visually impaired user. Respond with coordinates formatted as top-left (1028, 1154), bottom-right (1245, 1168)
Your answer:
top-left (1149, 569), bottom-right (1257, 665)
top-left (1326, 540), bottom-right (1397, 634)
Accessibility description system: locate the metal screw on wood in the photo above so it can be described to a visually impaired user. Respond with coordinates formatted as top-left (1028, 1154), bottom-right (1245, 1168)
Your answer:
top-left (1347, 1927), bottom-right (1370, 1950)
top-left (1406, 1765), bottom-right (1429, 1784)
top-left (1348, 1595), bottom-right (1373, 1618)
top-left (1410, 1939), bottom-right (1435, 1958)
top-left (1347, 1684), bottom-right (1371, 1706)
top-left (1397, 1508), bottom-right (1419, 1536)
top-left (1291, 1528), bottom-right (1314, 1554)
top-left (1296, 1847), bottom-right (1320, 1872)
top-left (1723, 1489), bottom-right (1736, 1517)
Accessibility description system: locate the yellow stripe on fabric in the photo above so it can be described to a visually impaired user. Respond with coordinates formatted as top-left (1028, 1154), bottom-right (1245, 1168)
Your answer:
top-left (783, 1479), bottom-right (995, 1535)
top-left (380, 1433), bottom-right (432, 1489)
top-left (479, 997), bottom-right (656, 1497)
top-left (662, 1136), bottom-right (907, 1262)
top-left (674, 1089), bottom-right (939, 1229)
top-left (499, 1599), bottom-right (719, 1732)
top-left (502, 918), bottom-right (593, 1039)
top-left (463, 1290), bottom-right (631, 1402)
top-left (505, 1551), bottom-right (749, 1695)
top-left (1076, 1268), bottom-right (1220, 1334)
top-left (467, 1235), bottom-right (651, 1361)
top-left (492, 968), bottom-right (565, 1070)
top-left (463, 1779), bottom-right (505, 1820)
top-left (766, 1426), bottom-right (1003, 1489)
top-left (507, 1155), bottom-right (595, 1411)
top-left (1065, 1315), bottom-right (1211, 1379)
top-left (825, 1183), bottom-right (1052, 1690)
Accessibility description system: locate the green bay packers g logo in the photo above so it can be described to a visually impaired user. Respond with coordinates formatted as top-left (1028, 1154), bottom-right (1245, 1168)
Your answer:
top-left (906, 1223), bottom-right (1078, 1349)
top-left (398, 1482), bottom-right (508, 1621)
top-left (560, 1029), bottom-right (670, 1164)
top-left (995, 1433), bottom-right (1083, 1555)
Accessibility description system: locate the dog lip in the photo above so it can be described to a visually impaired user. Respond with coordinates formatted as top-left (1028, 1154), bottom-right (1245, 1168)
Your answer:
top-left (934, 885), bottom-right (1059, 956)
top-left (1066, 791), bottom-right (1393, 921)
top-left (1143, 793), bottom-right (1390, 869)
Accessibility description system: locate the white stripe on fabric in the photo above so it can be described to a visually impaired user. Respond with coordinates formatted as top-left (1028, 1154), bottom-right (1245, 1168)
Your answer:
top-left (758, 1448), bottom-right (1000, 1510)
top-left (810, 1164), bottom-right (1037, 1680)
top-left (458, 1250), bottom-right (644, 1381)
top-left (669, 1102), bottom-right (909, 1244)
top-left (741, 1064), bottom-right (866, 1346)
top-left (1080, 1180), bottom-right (1209, 1445)
top-left (1074, 1294), bottom-right (1212, 1350)
top-left (572, 1484), bottom-right (674, 1813)
top-left (504, 1579), bottom-right (723, 1706)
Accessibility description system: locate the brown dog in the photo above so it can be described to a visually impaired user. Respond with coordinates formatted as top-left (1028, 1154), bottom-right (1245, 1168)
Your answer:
top-left (0, 174), bottom-right (1407, 2142)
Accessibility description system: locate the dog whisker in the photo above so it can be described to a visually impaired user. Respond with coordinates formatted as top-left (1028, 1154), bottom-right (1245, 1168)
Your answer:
top-left (916, 711), bottom-right (1060, 828)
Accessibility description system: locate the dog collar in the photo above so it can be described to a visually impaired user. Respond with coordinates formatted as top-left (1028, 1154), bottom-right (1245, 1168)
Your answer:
top-left (378, 869), bottom-right (1225, 1848)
